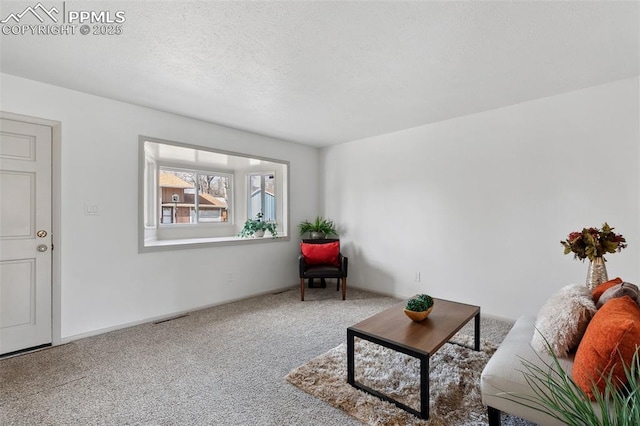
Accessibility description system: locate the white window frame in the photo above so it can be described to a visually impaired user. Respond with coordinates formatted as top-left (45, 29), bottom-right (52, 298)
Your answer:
top-left (247, 171), bottom-right (276, 222)
top-left (138, 136), bottom-right (290, 252)
top-left (157, 165), bottom-right (233, 226)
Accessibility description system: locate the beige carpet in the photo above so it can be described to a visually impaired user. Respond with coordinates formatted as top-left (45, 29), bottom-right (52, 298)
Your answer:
top-left (2, 287), bottom-right (532, 425)
top-left (286, 334), bottom-right (496, 426)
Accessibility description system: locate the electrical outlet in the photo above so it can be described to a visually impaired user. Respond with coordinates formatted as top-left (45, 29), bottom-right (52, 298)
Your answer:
top-left (84, 204), bottom-right (100, 215)
top-left (415, 272), bottom-right (421, 282)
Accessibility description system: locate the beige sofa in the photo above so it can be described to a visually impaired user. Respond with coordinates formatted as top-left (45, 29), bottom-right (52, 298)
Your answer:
top-left (482, 280), bottom-right (640, 426)
top-left (480, 315), bottom-right (576, 426)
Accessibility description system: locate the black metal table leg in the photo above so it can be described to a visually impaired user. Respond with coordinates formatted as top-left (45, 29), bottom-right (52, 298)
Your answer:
top-left (474, 311), bottom-right (481, 351)
top-left (347, 328), bottom-right (355, 385)
top-left (420, 354), bottom-right (430, 419)
top-left (346, 329), bottom-right (429, 419)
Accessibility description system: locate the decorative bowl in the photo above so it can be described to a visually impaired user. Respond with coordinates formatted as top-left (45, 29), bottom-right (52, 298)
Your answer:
top-left (403, 306), bottom-right (433, 322)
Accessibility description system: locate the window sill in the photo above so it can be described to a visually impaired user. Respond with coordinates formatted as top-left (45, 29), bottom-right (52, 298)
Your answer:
top-left (140, 234), bottom-right (290, 252)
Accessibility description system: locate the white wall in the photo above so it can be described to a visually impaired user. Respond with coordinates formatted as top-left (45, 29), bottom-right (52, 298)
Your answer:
top-left (1, 73), bottom-right (320, 340)
top-left (321, 77), bottom-right (640, 319)
top-left (2, 73), bottom-right (637, 339)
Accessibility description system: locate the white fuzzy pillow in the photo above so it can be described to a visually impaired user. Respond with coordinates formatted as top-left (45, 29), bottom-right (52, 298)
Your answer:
top-left (531, 283), bottom-right (597, 357)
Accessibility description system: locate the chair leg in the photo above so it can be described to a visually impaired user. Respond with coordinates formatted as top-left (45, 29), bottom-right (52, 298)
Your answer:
top-left (487, 406), bottom-right (501, 426)
top-left (342, 277), bottom-right (347, 300)
top-left (300, 278), bottom-right (305, 301)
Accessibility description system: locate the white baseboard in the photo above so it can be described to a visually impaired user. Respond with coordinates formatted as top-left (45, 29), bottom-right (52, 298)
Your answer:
top-left (348, 285), bottom-right (517, 323)
top-left (60, 284), bottom-right (516, 345)
top-left (60, 284), bottom-right (296, 344)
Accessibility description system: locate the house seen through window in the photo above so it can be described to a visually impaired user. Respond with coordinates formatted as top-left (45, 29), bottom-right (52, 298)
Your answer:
top-left (159, 168), bottom-right (230, 224)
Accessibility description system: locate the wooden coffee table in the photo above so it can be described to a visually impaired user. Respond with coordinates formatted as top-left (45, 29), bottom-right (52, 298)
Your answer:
top-left (347, 298), bottom-right (480, 419)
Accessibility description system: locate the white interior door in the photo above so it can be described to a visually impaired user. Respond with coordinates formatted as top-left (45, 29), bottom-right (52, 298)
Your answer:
top-left (0, 118), bottom-right (52, 355)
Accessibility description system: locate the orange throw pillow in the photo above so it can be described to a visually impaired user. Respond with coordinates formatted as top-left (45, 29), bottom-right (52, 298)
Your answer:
top-left (592, 277), bottom-right (623, 304)
top-left (300, 242), bottom-right (340, 267)
top-left (572, 296), bottom-right (640, 399)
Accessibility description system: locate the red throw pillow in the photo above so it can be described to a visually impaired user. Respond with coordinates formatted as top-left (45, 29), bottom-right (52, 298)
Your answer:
top-left (300, 242), bottom-right (340, 267)
top-left (592, 277), bottom-right (623, 304)
top-left (572, 296), bottom-right (640, 399)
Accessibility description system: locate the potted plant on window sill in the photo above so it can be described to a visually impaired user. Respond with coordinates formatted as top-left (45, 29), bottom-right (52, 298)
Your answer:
top-left (298, 216), bottom-right (337, 239)
top-left (239, 213), bottom-right (278, 238)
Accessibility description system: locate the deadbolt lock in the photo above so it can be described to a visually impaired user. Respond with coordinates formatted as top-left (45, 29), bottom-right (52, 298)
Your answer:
top-left (37, 230), bottom-right (48, 238)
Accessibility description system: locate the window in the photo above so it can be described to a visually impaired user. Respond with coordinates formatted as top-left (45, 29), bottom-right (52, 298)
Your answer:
top-left (248, 173), bottom-right (275, 222)
top-left (159, 168), bottom-right (230, 224)
top-left (139, 136), bottom-right (289, 251)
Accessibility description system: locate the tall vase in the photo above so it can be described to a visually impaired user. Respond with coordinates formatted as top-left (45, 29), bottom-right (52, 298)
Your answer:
top-left (586, 257), bottom-right (608, 290)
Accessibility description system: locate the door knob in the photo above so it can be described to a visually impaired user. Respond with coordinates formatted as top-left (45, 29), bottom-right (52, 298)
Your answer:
top-left (37, 244), bottom-right (48, 252)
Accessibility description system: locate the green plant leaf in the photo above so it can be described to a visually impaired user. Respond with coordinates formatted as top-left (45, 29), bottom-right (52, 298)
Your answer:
top-left (298, 216), bottom-right (337, 236)
top-left (500, 330), bottom-right (640, 425)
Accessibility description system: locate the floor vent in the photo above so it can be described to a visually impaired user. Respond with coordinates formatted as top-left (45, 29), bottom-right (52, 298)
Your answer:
top-left (153, 314), bottom-right (189, 325)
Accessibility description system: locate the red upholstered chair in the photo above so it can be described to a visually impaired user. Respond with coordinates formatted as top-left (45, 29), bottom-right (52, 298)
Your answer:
top-left (298, 239), bottom-right (348, 301)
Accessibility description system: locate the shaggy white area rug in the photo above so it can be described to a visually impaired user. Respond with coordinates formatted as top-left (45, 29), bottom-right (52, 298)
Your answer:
top-left (286, 335), bottom-right (496, 426)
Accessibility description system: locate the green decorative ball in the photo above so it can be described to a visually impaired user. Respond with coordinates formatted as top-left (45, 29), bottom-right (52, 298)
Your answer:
top-left (405, 294), bottom-right (434, 312)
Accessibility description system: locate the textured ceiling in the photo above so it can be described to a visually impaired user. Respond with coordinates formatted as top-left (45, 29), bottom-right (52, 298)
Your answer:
top-left (1, 1), bottom-right (638, 147)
